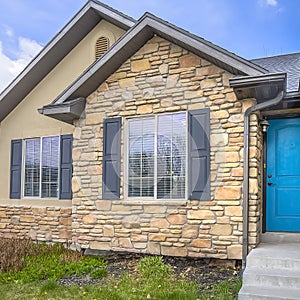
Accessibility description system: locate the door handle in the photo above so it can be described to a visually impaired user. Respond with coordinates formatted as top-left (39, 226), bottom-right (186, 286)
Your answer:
top-left (267, 182), bottom-right (273, 186)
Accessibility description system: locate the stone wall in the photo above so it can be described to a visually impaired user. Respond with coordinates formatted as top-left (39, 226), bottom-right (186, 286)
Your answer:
top-left (71, 36), bottom-right (261, 259)
top-left (0, 206), bottom-right (72, 242)
top-left (248, 113), bottom-right (263, 247)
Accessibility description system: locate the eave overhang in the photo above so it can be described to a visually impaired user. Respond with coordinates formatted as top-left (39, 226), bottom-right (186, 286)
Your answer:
top-left (261, 90), bottom-right (300, 118)
top-left (0, 0), bottom-right (135, 123)
top-left (38, 97), bottom-right (86, 124)
top-left (285, 90), bottom-right (300, 101)
top-left (230, 72), bottom-right (300, 118)
top-left (230, 72), bottom-right (287, 102)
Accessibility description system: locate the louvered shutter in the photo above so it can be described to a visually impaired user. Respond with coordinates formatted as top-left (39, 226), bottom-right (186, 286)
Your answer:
top-left (188, 108), bottom-right (210, 200)
top-left (10, 139), bottom-right (22, 199)
top-left (102, 117), bottom-right (121, 199)
top-left (59, 134), bottom-right (73, 199)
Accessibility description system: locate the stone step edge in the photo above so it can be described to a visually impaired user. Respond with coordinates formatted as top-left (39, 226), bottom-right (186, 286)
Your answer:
top-left (247, 252), bottom-right (300, 261)
top-left (261, 233), bottom-right (300, 243)
top-left (239, 285), bottom-right (300, 299)
top-left (243, 267), bottom-right (300, 278)
top-left (247, 256), bottom-right (300, 263)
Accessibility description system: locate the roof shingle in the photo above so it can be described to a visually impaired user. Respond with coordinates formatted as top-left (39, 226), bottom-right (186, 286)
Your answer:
top-left (251, 53), bottom-right (300, 92)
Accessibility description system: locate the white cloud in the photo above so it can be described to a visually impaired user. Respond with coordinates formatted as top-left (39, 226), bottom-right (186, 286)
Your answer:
top-left (0, 37), bottom-right (42, 93)
top-left (266, 0), bottom-right (278, 6)
top-left (259, 0), bottom-right (278, 7)
top-left (258, 0), bottom-right (278, 7)
top-left (3, 25), bottom-right (14, 38)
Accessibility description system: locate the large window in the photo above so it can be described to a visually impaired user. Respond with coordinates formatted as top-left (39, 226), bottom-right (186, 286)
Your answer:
top-left (24, 136), bottom-right (60, 198)
top-left (127, 113), bottom-right (187, 199)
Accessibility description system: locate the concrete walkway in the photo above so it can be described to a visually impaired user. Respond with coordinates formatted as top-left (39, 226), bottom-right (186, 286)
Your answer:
top-left (239, 238), bottom-right (300, 299)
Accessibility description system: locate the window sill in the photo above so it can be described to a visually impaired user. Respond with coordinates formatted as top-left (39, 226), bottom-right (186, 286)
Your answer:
top-left (122, 199), bottom-right (188, 206)
top-left (0, 199), bottom-right (72, 208)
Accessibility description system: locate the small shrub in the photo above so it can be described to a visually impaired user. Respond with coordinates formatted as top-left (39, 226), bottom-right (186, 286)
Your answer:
top-left (74, 256), bottom-right (108, 277)
top-left (0, 238), bottom-right (38, 273)
top-left (0, 238), bottom-right (108, 283)
top-left (90, 267), bottom-right (108, 279)
top-left (105, 257), bottom-right (198, 300)
top-left (40, 279), bottom-right (59, 293)
top-left (137, 256), bottom-right (172, 280)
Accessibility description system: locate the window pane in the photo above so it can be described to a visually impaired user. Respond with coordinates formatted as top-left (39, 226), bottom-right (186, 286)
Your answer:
top-left (141, 178), bottom-right (154, 197)
top-left (157, 113), bottom-right (186, 199)
top-left (128, 118), bottom-right (155, 197)
top-left (128, 179), bottom-right (140, 197)
top-left (24, 139), bottom-right (40, 197)
top-left (41, 136), bottom-right (59, 198)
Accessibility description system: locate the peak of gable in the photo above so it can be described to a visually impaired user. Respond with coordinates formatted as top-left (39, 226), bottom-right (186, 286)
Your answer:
top-left (48, 12), bottom-right (267, 110)
top-left (0, 0), bottom-right (135, 123)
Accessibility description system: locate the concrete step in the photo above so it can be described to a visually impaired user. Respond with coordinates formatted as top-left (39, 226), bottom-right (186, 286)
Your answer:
top-left (239, 285), bottom-right (300, 300)
top-left (261, 233), bottom-right (300, 244)
top-left (247, 255), bottom-right (300, 270)
top-left (243, 267), bottom-right (300, 288)
top-left (238, 242), bottom-right (300, 299)
top-left (246, 243), bottom-right (300, 270)
top-left (247, 252), bottom-right (300, 270)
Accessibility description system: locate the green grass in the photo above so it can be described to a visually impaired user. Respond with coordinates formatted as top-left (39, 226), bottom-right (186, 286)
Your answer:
top-left (200, 277), bottom-right (242, 300)
top-left (0, 277), bottom-right (241, 300)
top-left (0, 238), bottom-right (241, 299)
top-left (0, 241), bottom-right (107, 284)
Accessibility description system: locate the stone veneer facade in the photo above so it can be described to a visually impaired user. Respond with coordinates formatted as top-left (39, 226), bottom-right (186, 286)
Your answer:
top-left (0, 36), bottom-right (263, 260)
top-left (71, 36), bottom-right (262, 259)
top-left (0, 206), bottom-right (72, 242)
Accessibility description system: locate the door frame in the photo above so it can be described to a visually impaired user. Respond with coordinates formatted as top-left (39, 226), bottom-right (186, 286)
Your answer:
top-left (263, 116), bottom-right (300, 233)
top-left (262, 130), bottom-right (267, 233)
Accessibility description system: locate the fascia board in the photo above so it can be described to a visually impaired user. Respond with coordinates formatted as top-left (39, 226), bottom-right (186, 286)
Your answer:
top-left (229, 73), bottom-right (287, 88)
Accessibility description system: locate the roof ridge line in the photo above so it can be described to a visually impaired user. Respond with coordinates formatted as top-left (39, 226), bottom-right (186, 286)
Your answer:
top-left (252, 51), bottom-right (300, 61)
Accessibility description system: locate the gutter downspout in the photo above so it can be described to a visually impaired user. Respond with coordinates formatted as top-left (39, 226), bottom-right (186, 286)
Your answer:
top-left (242, 91), bottom-right (284, 271)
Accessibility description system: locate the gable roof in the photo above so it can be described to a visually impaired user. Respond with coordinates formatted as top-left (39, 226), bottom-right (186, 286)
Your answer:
top-left (0, 0), bottom-right (135, 123)
top-left (45, 12), bottom-right (267, 109)
top-left (252, 52), bottom-right (300, 92)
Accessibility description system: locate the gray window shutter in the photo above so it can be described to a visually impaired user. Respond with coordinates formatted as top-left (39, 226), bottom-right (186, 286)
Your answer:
top-left (59, 134), bottom-right (73, 199)
top-left (102, 117), bottom-right (121, 199)
top-left (10, 139), bottom-right (22, 199)
top-left (188, 108), bottom-right (210, 200)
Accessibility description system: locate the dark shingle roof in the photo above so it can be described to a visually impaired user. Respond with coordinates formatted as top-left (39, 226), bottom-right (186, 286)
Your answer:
top-left (251, 53), bottom-right (300, 92)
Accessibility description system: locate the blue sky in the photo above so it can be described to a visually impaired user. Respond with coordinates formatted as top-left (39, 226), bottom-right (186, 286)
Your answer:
top-left (0, 0), bottom-right (299, 92)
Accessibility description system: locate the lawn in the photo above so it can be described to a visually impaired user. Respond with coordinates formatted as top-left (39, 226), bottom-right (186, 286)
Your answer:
top-left (0, 238), bottom-right (241, 299)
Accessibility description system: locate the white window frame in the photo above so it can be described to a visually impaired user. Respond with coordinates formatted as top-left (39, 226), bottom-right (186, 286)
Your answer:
top-left (22, 135), bottom-right (60, 199)
top-left (124, 112), bottom-right (188, 201)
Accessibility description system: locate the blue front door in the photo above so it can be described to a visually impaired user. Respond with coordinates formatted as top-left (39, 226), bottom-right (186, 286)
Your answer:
top-left (267, 118), bottom-right (300, 232)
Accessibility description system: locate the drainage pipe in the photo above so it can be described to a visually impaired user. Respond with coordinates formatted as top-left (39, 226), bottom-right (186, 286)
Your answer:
top-left (242, 91), bottom-right (284, 271)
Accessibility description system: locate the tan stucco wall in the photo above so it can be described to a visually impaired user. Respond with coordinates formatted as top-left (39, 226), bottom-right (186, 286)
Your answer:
top-left (0, 20), bottom-right (125, 206)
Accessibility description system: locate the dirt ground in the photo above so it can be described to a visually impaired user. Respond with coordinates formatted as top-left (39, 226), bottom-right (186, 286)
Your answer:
top-left (58, 252), bottom-right (241, 290)
top-left (107, 253), bottom-right (240, 289)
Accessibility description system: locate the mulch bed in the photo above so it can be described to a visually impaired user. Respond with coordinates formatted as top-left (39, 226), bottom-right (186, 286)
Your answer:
top-left (58, 252), bottom-right (241, 290)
